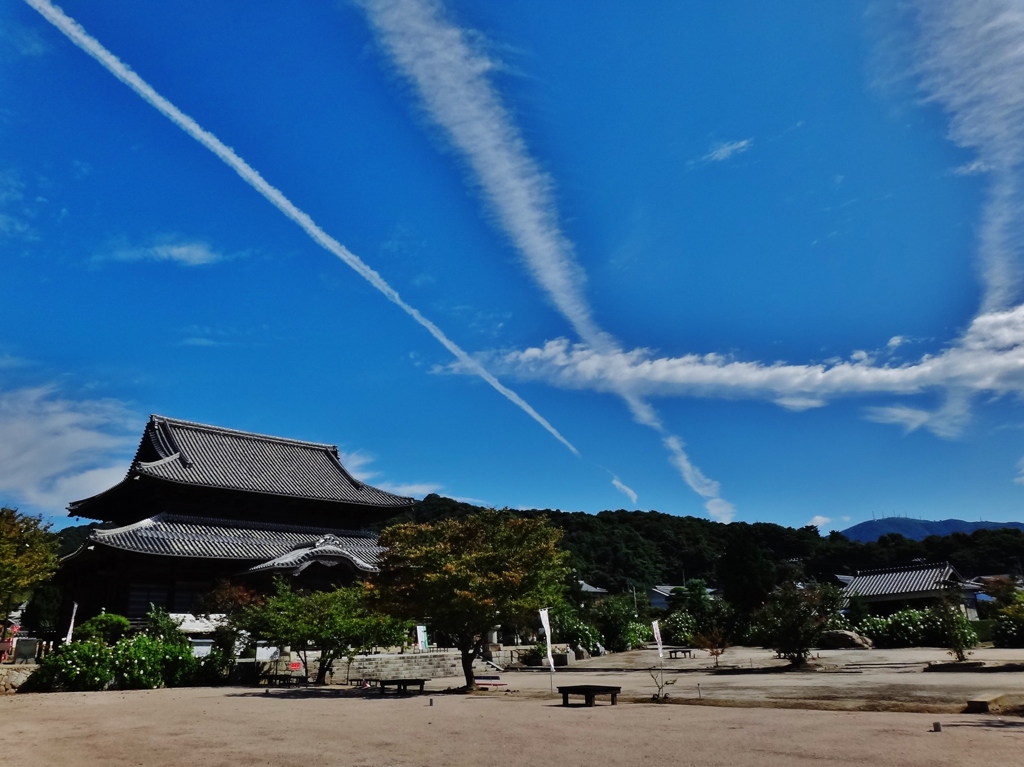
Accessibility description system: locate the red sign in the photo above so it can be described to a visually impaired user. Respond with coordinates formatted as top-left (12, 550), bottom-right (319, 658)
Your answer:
top-left (288, 662), bottom-right (302, 671)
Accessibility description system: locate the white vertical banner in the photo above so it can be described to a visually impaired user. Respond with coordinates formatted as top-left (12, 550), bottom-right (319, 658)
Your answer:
top-left (64, 601), bottom-right (79, 644)
top-left (538, 608), bottom-right (555, 673)
top-left (652, 619), bottom-right (663, 658)
top-left (416, 625), bottom-right (429, 651)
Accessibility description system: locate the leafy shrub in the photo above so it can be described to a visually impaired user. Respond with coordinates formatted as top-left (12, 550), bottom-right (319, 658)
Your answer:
top-left (550, 606), bottom-right (602, 654)
top-left (158, 638), bottom-right (199, 687)
top-left (971, 619), bottom-right (996, 643)
top-left (824, 612), bottom-right (851, 631)
top-left (193, 647), bottom-right (232, 685)
top-left (27, 639), bottom-right (113, 692)
top-left (591, 595), bottom-right (641, 652)
top-left (994, 604), bottom-right (1024, 647)
top-left (74, 612), bottom-right (131, 644)
top-left (112, 634), bottom-right (165, 689)
top-left (662, 610), bottom-right (696, 645)
top-left (138, 605), bottom-right (198, 686)
top-left (624, 621), bottom-right (653, 650)
top-left (855, 607), bottom-right (978, 652)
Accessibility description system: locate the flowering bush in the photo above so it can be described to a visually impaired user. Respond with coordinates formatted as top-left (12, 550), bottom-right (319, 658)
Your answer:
top-left (824, 612), bottom-right (851, 631)
top-left (662, 610), bottom-right (696, 645)
top-left (550, 607), bottom-right (603, 654)
top-left (28, 639), bottom-right (113, 692)
top-left (993, 604), bottom-right (1024, 647)
top-left (855, 607), bottom-right (977, 651)
top-left (112, 634), bottom-right (165, 689)
top-left (624, 621), bottom-right (653, 650)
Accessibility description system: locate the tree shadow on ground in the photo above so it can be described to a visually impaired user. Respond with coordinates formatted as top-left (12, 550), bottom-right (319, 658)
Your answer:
top-left (225, 685), bottom-right (471, 701)
top-left (944, 717), bottom-right (1024, 729)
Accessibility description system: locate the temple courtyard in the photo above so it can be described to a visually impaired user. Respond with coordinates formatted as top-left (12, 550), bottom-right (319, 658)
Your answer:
top-left (2, 683), bottom-right (1022, 767)
top-left (5, 645), bottom-right (1024, 767)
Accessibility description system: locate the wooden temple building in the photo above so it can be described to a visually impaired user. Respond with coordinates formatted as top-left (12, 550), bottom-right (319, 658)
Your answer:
top-left (58, 415), bottom-right (414, 622)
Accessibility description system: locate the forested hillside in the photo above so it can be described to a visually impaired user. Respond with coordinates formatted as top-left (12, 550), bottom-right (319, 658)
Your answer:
top-left (393, 495), bottom-right (1024, 592)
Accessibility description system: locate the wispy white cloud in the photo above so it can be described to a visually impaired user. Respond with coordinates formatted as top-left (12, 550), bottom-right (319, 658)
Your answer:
top-left (336, 448), bottom-right (442, 498)
top-left (0, 169), bottom-right (34, 239)
top-left (700, 138), bottom-right (753, 164)
top-left (0, 387), bottom-right (138, 514)
top-left (863, 404), bottom-right (933, 433)
top-left (178, 337), bottom-right (220, 347)
top-left (360, 0), bottom-right (733, 516)
top-left (358, 0), bottom-right (605, 348)
top-left (1014, 457), bottom-right (1024, 485)
top-left (25, 0), bottom-right (577, 457)
top-left (610, 476), bottom-right (638, 506)
top-left (459, 303), bottom-right (1024, 438)
top-left (808, 515), bottom-right (831, 528)
top-left (0, 21), bottom-right (51, 57)
top-left (907, 0), bottom-right (1024, 312)
top-left (336, 449), bottom-right (380, 482)
top-left (106, 239), bottom-right (225, 266)
top-left (377, 481), bottom-right (444, 497)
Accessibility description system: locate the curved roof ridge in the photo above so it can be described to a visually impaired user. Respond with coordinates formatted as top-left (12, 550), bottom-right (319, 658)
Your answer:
top-left (854, 561), bottom-right (952, 576)
top-left (151, 414), bottom-right (338, 451)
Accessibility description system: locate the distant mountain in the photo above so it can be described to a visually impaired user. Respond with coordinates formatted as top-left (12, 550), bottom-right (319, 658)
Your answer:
top-left (842, 517), bottom-right (1024, 543)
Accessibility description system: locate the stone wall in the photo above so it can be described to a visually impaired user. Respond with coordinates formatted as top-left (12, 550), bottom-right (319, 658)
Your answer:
top-left (337, 651), bottom-right (461, 682)
top-left (0, 665), bottom-right (36, 694)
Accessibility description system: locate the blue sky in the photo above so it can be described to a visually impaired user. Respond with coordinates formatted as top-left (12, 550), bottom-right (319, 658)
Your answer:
top-left (3, 0), bottom-right (1024, 531)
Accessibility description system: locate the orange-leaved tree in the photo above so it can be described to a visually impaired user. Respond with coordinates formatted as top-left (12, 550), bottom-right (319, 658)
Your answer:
top-left (370, 510), bottom-right (568, 690)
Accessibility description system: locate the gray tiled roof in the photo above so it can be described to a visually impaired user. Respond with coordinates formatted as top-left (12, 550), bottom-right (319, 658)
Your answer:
top-left (843, 562), bottom-right (974, 599)
top-left (128, 415), bottom-right (413, 507)
top-left (84, 513), bottom-right (383, 571)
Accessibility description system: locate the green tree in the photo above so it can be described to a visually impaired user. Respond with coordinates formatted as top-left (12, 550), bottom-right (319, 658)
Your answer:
top-left (371, 510), bottom-right (568, 689)
top-left (932, 586), bottom-right (977, 662)
top-left (236, 581), bottom-right (408, 685)
top-left (0, 507), bottom-right (60, 632)
top-left (757, 583), bottom-right (838, 665)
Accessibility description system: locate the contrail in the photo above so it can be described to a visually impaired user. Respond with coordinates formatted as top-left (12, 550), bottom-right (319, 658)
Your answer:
top-left (24, 0), bottom-right (578, 456)
top-left (360, 0), bottom-right (735, 520)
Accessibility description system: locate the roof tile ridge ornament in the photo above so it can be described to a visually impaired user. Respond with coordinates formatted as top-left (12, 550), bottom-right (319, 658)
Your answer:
top-left (314, 533), bottom-right (347, 548)
top-left (135, 453), bottom-right (182, 469)
top-left (149, 415), bottom-right (194, 469)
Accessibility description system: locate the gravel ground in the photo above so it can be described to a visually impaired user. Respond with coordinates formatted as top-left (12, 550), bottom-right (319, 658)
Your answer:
top-left (3, 685), bottom-right (1023, 767)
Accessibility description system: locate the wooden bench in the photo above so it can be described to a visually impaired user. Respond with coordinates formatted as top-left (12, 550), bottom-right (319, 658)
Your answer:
top-left (379, 678), bottom-right (426, 694)
top-left (474, 675), bottom-right (507, 688)
top-left (558, 684), bottom-right (621, 707)
top-left (668, 649), bottom-right (694, 659)
top-left (262, 673), bottom-right (309, 687)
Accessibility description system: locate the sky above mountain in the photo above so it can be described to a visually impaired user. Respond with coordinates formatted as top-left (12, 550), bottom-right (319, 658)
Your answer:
top-left (3, 0), bottom-right (1024, 530)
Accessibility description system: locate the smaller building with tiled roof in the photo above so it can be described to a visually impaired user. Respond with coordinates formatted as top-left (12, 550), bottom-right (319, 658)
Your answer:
top-left (843, 562), bottom-right (980, 618)
top-left (58, 415), bottom-right (415, 623)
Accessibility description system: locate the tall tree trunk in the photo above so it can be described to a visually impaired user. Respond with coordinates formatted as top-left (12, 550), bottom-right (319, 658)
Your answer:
top-left (315, 652), bottom-right (331, 685)
top-left (460, 636), bottom-right (483, 690)
top-left (460, 647), bottom-right (476, 690)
